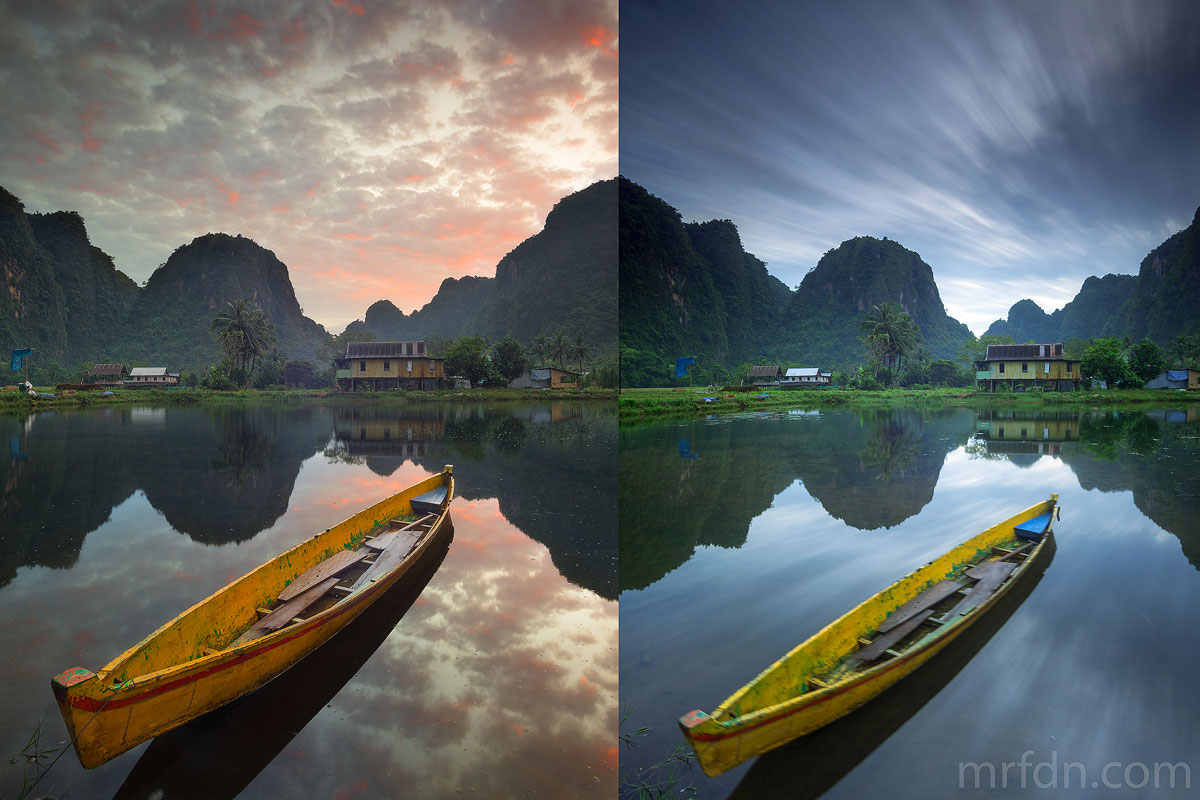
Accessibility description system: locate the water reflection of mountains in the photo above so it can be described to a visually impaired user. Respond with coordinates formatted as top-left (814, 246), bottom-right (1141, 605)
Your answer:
top-left (972, 407), bottom-right (1200, 571)
top-left (621, 406), bottom-right (1200, 592)
top-left (332, 403), bottom-right (617, 599)
top-left (1, 406), bottom-right (332, 589)
top-left (0, 402), bottom-right (616, 599)
top-left (620, 408), bottom-right (974, 592)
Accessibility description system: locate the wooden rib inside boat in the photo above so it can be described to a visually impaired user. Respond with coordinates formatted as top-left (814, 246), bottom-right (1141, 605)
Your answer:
top-left (51, 466), bottom-right (455, 769)
top-left (680, 494), bottom-right (1060, 778)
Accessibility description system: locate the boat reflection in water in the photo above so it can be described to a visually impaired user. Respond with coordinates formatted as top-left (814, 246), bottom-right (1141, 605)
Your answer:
top-left (112, 521), bottom-right (452, 800)
top-left (727, 534), bottom-right (1056, 800)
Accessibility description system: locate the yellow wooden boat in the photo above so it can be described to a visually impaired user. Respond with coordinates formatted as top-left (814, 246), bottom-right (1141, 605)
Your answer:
top-left (680, 494), bottom-right (1059, 777)
top-left (52, 465), bottom-right (455, 769)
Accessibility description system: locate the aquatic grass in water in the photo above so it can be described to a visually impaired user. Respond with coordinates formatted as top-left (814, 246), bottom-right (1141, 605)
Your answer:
top-left (2, 718), bottom-right (67, 800)
top-left (619, 706), bottom-right (700, 800)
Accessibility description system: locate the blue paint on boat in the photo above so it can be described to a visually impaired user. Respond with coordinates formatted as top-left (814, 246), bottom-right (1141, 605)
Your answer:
top-left (1015, 513), bottom-right (1051, 541)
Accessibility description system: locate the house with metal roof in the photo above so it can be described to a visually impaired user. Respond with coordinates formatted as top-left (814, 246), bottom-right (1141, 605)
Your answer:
top-left (334, 341), bottom-right (446, 391)
top-left (975, 343), bottom-right (1080, 392)
top-left (780, 367), bottom-right (832, 388)
top-left (126, 367), bottom-right (178, 388)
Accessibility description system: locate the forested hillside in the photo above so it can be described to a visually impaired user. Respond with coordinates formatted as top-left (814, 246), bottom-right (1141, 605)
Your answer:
top-left (345, 179), bottom-right (618, 355)
top-left (985, 207), bottom-right (1199, 345)
top-left (619, 178), bottom-right (971, 386)
top-left (124, 233), bottom-right (328, 369)
top-left (1, 179), bottom-right (617, 380)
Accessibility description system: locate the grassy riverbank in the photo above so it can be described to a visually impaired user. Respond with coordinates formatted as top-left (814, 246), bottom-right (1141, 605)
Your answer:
top-left (0, 386), bottom-right (616, 414)
top-left (619, 386), bottom-right (1198, 422)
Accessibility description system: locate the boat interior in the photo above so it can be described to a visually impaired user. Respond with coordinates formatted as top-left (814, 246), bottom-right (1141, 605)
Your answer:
top-left (220, 493), bottom-right (446, 651)
top-left (811, 513), bottom-right (1054, 689)
top-left (712, 503), bottom-right (1058, 722)
top-left (93, 483), bottom-right (450, 688)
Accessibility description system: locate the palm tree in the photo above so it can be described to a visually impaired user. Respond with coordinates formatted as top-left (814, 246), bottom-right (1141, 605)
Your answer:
top-left (1169, 334), bottom-right (1191, 367)
top-left (526, 336), bottom-right (550, 368)
top-left (859, 302), bottom-right (921, 371)
top-left (570, 333), bottom-right (591, 374)
top-left (212, 299), bottom-right (276, 375)
top-left (893, 316), bottom-right (920, 371)
top-left (549, 332), bottom-right (570, 370)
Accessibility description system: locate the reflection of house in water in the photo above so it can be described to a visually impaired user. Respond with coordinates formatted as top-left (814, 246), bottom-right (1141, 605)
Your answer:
top-left (129, 407), bottom-right (167, 425)
top-left (506, 402), bottom-right (581, 424)
top-left (1148, 407), bottom-right (1200, 425)
top-left (973, 410), bottom-right (1080, 457)
top-left (333, 416), bottom-right (446, 458)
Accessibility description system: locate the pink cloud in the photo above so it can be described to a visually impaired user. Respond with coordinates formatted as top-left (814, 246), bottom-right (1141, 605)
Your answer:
top-left (79, 101), bottom-right (104, 152)
top-left (332, 0), bottom-right (365, 16)
top-left (582, 25), bottom-right (618, 58)
top-left (31, 130), bottom-right (61, 155)
top-left (1, 0), bottom-right (617, 334)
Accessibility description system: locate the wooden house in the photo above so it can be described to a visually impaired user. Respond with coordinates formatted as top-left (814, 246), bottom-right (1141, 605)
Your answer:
top-left (747, 365), bottom-right (781, 387)
top-left (780, 367), bottom-right (832, 388)
top-left (975, 343), bottom-right (1080, 392)
top-left (1145, 367), bottom-right (1200, 390)
top-left (335, 341), bottom-right (446, 391)
top-left (126, 367), bottom-right (178, 388)
top-left (509, 367), bottom-right (582, 389)
top-left (86, 363), bottom-right (128, 387)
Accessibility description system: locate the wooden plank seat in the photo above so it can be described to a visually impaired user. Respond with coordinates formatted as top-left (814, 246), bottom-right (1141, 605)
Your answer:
top-left (857, 557), bottom-right (1025, 663)
top-left (364, 530), bottom-right (421, 552)
top-left (964, 560), bottom-right (1018, 580)
top-left (388, 513), bottom-right (435, 532)
top-left (349, 530), bottom-right (421, 592)
top-left (877, 580), bottom-right (963, 634)
top-left (943, 561), bottom-right (1016, 620)
top-left (277, 549), bottom-right (368, 603)
top-left (994, 542), bottom-right (1035, 562)
top-left (231, 578), bottom-right (340, 647)
top-left (852, 609), bottom-right (936, 664)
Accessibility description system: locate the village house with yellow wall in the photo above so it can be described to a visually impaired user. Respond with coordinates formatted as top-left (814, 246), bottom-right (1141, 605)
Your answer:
top-left (975, 343), bottom-right (1081, 392)
top-left (335, 341), bottom-right (446, 391)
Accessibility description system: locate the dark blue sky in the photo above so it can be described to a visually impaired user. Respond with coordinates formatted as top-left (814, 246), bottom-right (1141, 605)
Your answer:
top-left (621, 0), bottom-right (1200, 335)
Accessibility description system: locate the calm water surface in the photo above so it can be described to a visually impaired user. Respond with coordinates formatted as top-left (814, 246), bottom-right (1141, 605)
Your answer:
top-left (620, 405), bottom-right (1200, 798)
top-left (1, 401), bottom-right (616, 799)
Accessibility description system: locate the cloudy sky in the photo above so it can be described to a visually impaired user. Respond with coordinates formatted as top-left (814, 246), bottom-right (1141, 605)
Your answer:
top-left (0, 0), bottom-right (617, 332)
top-left (621, 0), bottom-right (1200, 335)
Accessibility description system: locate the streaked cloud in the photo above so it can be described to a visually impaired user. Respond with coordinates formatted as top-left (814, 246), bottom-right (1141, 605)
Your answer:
top-left (621, 0), bottom-right (1198, 335)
